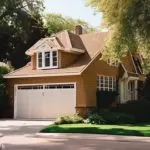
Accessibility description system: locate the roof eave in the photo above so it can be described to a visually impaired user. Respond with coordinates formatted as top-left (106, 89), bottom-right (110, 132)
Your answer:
top-left (4, 72), bottom-right (81, 79)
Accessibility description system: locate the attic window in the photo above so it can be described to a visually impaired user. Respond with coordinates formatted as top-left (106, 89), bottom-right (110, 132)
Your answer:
top-left (107, 59), bottom-right (119, 67)
top-left (37, 51), bottom-right (58, 69)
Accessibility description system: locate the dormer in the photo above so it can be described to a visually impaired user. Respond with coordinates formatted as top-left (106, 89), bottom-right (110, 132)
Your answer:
top-left (25, 29), bottom-right (85, 70)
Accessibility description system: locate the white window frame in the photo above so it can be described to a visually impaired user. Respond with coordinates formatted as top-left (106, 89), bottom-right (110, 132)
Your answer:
top-left (37, 50), bottom-right (58, 69)
top-left (97, 75), bottom-right (116, 91)
top-left (107, 59), bottom-right (119, 67)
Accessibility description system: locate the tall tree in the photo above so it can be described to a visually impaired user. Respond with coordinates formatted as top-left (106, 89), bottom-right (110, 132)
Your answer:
top-left (44, 13), bottom-right (96, 35)
top-left (0, 0), bottom-right (46, 68)
top-left (87, 0), bottom-right (150, 66)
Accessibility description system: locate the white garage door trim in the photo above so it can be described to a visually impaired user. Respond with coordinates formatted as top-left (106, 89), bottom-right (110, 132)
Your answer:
top-left (14, 82), bottom-right (76, 119)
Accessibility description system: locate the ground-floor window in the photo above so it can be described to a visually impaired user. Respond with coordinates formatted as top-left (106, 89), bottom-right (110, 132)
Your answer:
top-left (97, 75), bottom-right (116, 91)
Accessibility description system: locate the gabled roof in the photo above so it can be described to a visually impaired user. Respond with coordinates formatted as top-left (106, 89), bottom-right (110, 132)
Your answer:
top-left (26, 30), bottom-right (86, 56)
top-left (4, 31), bottom-right (108, 78)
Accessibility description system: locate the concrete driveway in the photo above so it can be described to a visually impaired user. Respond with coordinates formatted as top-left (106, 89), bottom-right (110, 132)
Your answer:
top-left (1, 120), bottom-right (150, 150)
top-left (0, 120), bottom-right (52, 136)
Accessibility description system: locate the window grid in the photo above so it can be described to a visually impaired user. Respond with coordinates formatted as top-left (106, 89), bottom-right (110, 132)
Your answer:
top-left (97, 75), bottom-right (116, 91)
top-left (38, 52), bottom-right (42, 68)
top-left (18, 84), bottom-right (74, 90)
top-left (45, 52), bottom-right (50, 67)
top-left (18, 85), bottom-right (43, 90)
top-left (107, 59), bottom-right (119, 67)
top-left (45, 84), bottom-right (74, 89)
top-left (37, 51), bottom-right (58, 69)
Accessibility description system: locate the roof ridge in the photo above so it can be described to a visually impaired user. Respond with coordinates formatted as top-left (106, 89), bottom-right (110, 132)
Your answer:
top-left (65, 30), bottom-right (72, 48)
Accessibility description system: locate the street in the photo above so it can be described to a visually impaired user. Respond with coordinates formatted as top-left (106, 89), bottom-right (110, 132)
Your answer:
top-left (0, 120), bottom-right (150, 150)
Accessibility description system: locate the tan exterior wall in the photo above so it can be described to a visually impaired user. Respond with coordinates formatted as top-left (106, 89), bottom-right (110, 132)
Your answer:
top-left (31, 53), bottom-right (37, 70)
top-left (81, 55), bottom-right (119, 108)
top-left (6, 75), bottom-right (88, 117)
top-left (59, 51), bottom-right (79, 68)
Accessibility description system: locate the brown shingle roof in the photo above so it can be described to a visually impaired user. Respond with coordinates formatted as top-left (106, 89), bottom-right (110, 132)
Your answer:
top-left (80, 32), bottom-right (108, 58)
top-left (4, 31), bottom-right (109, 78)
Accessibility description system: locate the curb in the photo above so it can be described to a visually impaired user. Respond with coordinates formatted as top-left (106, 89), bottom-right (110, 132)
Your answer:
top-left (35, 133), bottom-right (150, 143)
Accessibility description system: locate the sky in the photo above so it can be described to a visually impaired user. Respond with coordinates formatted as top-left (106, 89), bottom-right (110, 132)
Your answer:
top-left (44, 0), bottom-right (102, 27)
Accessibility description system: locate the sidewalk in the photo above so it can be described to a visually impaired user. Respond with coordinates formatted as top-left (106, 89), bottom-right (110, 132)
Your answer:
top-left (36, 133), bottom-right (150, 143)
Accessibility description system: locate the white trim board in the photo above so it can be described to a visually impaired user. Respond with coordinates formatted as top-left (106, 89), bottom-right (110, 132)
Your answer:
top-left (4, 72), bottom-right (80, 78)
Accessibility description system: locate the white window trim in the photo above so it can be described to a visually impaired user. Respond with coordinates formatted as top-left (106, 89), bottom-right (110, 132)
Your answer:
top-left (107, 59), bottom-right (119, 67)
top-left (97, 75), bottom-right (116, 91)
top-left (37, 50), bottom-right (58, 69)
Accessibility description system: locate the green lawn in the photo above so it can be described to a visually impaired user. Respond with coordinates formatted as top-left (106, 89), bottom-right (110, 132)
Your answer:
top-left (41, 124), bottom-right (150, 137)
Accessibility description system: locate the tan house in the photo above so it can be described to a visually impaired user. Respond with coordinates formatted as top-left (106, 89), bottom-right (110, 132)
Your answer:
top-left (4, 26), bottom-right (145, 119)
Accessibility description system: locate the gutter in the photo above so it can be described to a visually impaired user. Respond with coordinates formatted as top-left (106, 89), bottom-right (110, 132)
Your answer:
top-left (4, 72), bottom-right (81, 79)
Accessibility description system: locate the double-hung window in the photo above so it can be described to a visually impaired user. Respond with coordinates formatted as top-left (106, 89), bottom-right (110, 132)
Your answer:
top-left (97, 75), bottom-right (116, 91)
top-left (37, 51), bottom-right (58, 69)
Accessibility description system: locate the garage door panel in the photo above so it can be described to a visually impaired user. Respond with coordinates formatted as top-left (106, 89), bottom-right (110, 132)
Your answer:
top-left (44, 88), bottom-right (76, 118)
top-left (28, 90), bottom-right (44, 119)
top-left (15, 84), bottom-right (76, 119)
top-left (16, 90), bottom-right (30, 118)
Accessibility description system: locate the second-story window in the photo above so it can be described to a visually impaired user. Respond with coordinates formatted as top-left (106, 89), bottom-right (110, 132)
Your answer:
top-left (37, 51), bottom-right (58, 69)
top-left (107, 59), bottom-right (119, 67)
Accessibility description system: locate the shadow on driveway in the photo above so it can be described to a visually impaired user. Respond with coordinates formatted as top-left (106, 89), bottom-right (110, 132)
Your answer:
top-left (0, 120), bottom-right (52, 136)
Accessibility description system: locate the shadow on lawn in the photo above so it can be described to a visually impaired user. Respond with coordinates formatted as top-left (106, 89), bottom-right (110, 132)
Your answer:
top-left (41, 126), bottom-right (146, 136)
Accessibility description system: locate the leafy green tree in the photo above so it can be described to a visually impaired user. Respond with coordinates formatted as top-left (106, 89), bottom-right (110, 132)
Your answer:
top-left (44, 13), bottom-right (96, 35)
top-left (0, 0), bottom-right (46, 68)
top-left (87, 0), bottom-right (150, 64)
top-left (0, 63), bottom-right (11, 117)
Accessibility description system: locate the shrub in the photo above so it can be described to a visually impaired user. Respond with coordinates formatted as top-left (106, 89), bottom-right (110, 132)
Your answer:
top-left (96, 90), bottom-right (118, 108)
top-left (87, 113), bottom-right (105, 124)
top-left (142, 74), bottom-right (150, 100)
top-left (54, 114), bottom-right (84, 125)
top-left (99, 111), bottom-right (136, 124)
top-left (112, 99), bottom-right (150, 123)
top-left (87, 111), bottom-right (135, 125)
top-left (0, 63), bottom-right (11, 117)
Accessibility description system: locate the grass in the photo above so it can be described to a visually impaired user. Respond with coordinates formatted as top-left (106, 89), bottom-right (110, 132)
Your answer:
top-left (41, 124), bottom-right (150, 137)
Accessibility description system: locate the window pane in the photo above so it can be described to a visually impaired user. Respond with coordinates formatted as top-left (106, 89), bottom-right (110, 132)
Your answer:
top-left (38, 52), bottom-right (42, 68)
top-left (38, 61), bottom-right (42, 68)
top-left (53, 51), bottom-right (57, 57)
top-left (96, 76), bottom-right (99, 88)
top-left (45, 58), bottom-right (50, 67)
top-left (45, 52), bottom-right (50, 67)
top-left (38, 53), bottom-right (42, 58)
top-left (53, 57), bottom-right (57, 62)
top-left (52, 51), bottom-right (58, 67)
top-left (53, 61), bottom-right (57, 66)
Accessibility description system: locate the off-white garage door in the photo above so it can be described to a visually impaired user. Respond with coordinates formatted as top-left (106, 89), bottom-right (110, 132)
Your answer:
top-left (15, 84), bottom-right (76, 119)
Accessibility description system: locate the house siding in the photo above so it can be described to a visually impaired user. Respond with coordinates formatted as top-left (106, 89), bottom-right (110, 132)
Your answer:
top-left (59, 51), bottom-right (79, 68)
top-left (6, 75), bottom-right (88, 118)
top-left (31, 53), bottom-right (37, 70)
top-left (5, 52), bottom-right (142, 118)
top-left (82, 55), bottom-right (119, 108)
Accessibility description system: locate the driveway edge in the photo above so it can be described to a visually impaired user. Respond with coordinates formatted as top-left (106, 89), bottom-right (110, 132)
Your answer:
top-left (36, 133), bottom-right (150, 143)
